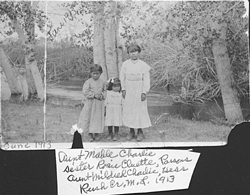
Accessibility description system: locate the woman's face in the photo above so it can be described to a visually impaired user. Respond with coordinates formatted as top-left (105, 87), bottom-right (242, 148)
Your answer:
top-left (91, 71), bottom-right (101, 80)
top-left (129, 51), bottom-right (139, 60)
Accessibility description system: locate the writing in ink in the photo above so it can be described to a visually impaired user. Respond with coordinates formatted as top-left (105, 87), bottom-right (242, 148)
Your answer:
top-left (96, 159), bottom-right (121, 169)
top-left (156, 175), bottom-right (175, 184)
top-left (66, 167), bottom-right (158, 183)
top-left (162, 166), bottom-right (189, 174)
top-left (110, 179), bottom-right (124, 188)
top-left (159, 154), bottom-right (192, 165)
top-left (85, 149), bottom-right (118, 160)
top-left (121, 158), bottom-right (156, 168)
top-left (58, 150), bottom-right (85, 165)
top-left (63, 161), bottom-right (94, 173)
top-left (80, 182), bottom-right (108, 194)
top-left (119, 149), bottom-right (156, 158)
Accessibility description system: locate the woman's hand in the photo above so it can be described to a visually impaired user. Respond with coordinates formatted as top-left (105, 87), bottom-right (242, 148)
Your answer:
top-left (122, 90), bottom-right (126, 99)
top-left (141, 93), bottom-right (146, 101)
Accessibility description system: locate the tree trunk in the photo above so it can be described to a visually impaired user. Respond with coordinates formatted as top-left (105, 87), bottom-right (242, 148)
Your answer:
top-left (0, 47), bottom-right (21, 94)
top-left (93, 2), bottom-right (108, 81)
top-left (212, 22), bottom-right (243, 123)
top-left (23, 2), bottom-right (44, 100)
top-left (115, 4), bottom-right (123, 76)
top-left (1, 67), bottom-right (11, 100)
top-left (104, 1), bottom-right (119, 79)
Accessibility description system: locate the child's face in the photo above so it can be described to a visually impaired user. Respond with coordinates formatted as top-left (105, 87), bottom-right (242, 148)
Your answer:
top-left (91, 71), bottom-right (101, 80)
top-left (129, 51), bottom-right (139, 60)
top-left (112, 85), bottom-right (120, 92)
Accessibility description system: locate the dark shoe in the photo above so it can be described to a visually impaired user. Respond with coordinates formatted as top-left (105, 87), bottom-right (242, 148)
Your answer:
top-left (89, 133), bottom-right (94, 142)
top-left (113, 126), bottom-right (119, 141)
top-left (137, 129), bottom-right (144, 142)
top-left (107, 134), bottom-right (113, 141)
top-left (113, 133), bottom-right (119, 141)
top-left (127, 128), bottom-right (136, 140)
top-left (107, 126), bottom-right (113, 141)
top-left (95, 133), bottom-right (101, 141)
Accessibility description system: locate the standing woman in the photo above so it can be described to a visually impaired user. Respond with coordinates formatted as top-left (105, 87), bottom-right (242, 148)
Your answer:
top-left (120, 44), bottom-right (152, 141)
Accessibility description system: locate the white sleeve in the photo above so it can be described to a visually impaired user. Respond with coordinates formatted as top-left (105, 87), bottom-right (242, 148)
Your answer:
top-left (120, 63), bottom-right (126, 91)
top-left (142, 63), bottom-right (151, 94)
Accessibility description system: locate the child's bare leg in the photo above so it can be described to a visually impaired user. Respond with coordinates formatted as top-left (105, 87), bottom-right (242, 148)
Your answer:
top-left (113, 126), bottom-right (119, 141)
top-left (107, 126), bottom-right (113, 140)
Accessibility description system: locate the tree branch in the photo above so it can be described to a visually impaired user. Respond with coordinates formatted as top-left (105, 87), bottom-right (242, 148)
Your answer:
top-left (223, 2), bottom-right (241, 15)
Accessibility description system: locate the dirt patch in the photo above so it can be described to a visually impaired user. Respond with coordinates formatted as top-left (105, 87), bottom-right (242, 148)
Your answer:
top-left (1, 101), bottom-right (232, 144)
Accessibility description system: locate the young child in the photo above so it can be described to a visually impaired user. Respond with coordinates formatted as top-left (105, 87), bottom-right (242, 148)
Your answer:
top-left (105, 78), bottom-right (123, 141)
top-left (120, 44), bottom-right (152, 141)
top-left (77, 64), bottom-right (106, 142)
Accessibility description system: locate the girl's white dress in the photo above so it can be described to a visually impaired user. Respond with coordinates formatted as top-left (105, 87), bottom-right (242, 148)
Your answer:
top-left (105, 91), bottom-right (123, 126)
top-left (120, 59), bottom-right (152, 129)
top-left (77, 78), bottom-right (106, 134)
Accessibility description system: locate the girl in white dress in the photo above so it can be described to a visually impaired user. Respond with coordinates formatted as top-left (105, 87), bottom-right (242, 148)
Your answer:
top-left (105, 78), bottom-right (123, 141)
top-left (120, 44), bottom-right (152, 141)
top-left (78, 64), bottom-right (106, 142)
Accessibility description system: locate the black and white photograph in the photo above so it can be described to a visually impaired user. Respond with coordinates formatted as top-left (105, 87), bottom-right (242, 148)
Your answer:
top-left (0, 0), bottom-right (249, 149)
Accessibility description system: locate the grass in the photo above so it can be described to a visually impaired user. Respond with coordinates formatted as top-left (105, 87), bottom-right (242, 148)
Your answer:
top-left (1, 101), bottom-right (231, 144)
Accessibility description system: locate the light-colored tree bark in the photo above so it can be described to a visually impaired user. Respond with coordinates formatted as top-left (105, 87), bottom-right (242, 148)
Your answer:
top-left (16, 68), bottom-right (29, 101)
top-left (93, 2), bottom-right (123, 81)
top-left (2, 2), bottom-right (44, 100)
top-left (23, 1), bottom-right (44, 100)
top-left (0, 47), bottom-right (29, 100)
top-left (1, 68), bottom-right (11, 100)
top-left (212, 22), bottom-right (243, 123)
top-left (93, 2), bottom-right (108, 81)
top-left (104, 1), bottom-right (119, 78)
top-left (0, 47), bottom-right (20, 94)
top-left (115, 4), bottom-right (123, 75)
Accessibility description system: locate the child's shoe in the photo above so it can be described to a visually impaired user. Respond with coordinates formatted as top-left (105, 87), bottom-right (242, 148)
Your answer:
top-left (136, 129), bottom-right (144, 142)
top-left (107, 134), bottom-right (113, 141)
top-left (107, 127), bottom-right (113, 141)
top-left (89, 133), bottom-right (94, 142)
top-left (113, 128), bottom-right (119, 141)
top-left (127, 128), bottom-right (136, 140)
top-left (113, 133), bottom-right (119, 141)
top-left (95, 133), bottom-right (101, 141)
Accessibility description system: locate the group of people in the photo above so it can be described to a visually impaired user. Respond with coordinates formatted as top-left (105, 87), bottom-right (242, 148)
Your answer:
top-left (77, 44), bottom-right (152, 142)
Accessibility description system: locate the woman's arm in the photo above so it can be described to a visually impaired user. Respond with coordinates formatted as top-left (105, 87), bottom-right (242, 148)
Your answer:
top-left (142, 68), bottom-right (151, 94)
top-left (120, 63), bottom-right (126, 98)
top-left (120, 63), bottom-right (126, 91)
top-left (101, 81), bottom-right (107, 100)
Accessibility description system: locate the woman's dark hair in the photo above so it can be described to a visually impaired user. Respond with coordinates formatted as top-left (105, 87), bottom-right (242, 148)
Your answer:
top-left (107, 78), bottom-right (121, 92)
top-left (127, 44), bottom-right (141, 54)
top-left (90, 64), bottom-right (103, 74)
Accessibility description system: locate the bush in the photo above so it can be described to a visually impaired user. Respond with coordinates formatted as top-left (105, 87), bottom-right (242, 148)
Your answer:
top-left (3, 40), bottom-right (93, 83)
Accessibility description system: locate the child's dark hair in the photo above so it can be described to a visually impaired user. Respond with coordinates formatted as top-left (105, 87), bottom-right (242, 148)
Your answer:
top-left (107, 78), bottom-right (121, 92)
top-left (127, 44), bottom-right (141, 54)
top-left (90, 64), bottom-right (103, 74)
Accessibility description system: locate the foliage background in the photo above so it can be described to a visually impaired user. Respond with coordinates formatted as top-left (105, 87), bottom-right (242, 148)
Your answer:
top-left (1, 1), bottom-right (249, 103)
